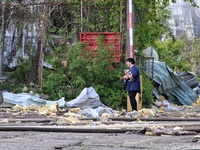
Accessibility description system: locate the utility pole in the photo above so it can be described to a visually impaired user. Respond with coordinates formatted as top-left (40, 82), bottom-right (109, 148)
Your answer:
top-left (129, 0), bottom-right (134, 58)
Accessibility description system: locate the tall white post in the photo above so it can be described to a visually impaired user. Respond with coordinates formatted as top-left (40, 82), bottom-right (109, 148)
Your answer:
top-left (129, 0), bottom-right (134, 58)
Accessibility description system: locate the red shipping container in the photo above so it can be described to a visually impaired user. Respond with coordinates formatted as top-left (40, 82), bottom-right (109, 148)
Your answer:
top-left (80, 32), bottom-right (121, 62)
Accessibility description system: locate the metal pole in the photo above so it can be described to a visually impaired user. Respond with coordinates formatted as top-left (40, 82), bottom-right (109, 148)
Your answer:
top-left (129, 0), bottom-right (134, 58)
top-left (81, 0), bottom-right (83, 33)
top-left (120, 0), bottom-right (122, 33)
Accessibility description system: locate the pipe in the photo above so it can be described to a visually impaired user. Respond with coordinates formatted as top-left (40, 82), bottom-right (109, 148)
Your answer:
top-left (81, 0), bottom-right (83, 33)
top-left (120, 0), bottom-right (122, 33)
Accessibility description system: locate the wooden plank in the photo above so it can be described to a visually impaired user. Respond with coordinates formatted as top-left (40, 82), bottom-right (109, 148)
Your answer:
top-left (127, 94), bottom-right (132, 112)
top-left (0, 126), bottom-right (138, 133)
top-left (136, 76), bottom-right (142, 110)
top-left (1, 122), bottom-right (200, 130)
top-left (0, 118), bottom-right (53, 123)
top-left (0, 125), bottom-right (200, 133)
top-left (109, 117), bottom-right (200, 122)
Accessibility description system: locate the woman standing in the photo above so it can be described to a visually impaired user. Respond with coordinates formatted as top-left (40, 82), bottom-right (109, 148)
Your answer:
top-left (123, 58), bottom-right (140, 111)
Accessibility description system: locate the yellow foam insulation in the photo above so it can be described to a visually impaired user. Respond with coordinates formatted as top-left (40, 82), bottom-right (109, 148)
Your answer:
top-left (193, 96), bottom-right (200, 106)
top-left (38, 104), bottom-right (57, 116)
top-left (194, 135), bottom-right (200, 138)
top-left (138, 108), bottom-right (156, 117)
top-left (0, 119), bottom-right (9, 123)
top-left (69, 108), bottom-right (80, 113)
top-left (57, 116), bottom-right (80, 125)
top-left (173, 126), bottom-right (183, 130)
top-left (22, 87), bottom-right (28, 92)
top-left (63, 112), bottom-right (82, 118)
top-left (101, 113), bottom-right (112, 117)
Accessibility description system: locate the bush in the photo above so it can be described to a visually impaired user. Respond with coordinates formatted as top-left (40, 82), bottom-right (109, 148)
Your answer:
top-left (1, 36), bottom-right (154, 109)
top-left (140, 71), bottom-right (154, 107)
top-left (64, 37), bottom-right (127, 108)
top-left (154, 39), bottom-right (190, 71)
top-left (9, 59), bottom-right (32, 83)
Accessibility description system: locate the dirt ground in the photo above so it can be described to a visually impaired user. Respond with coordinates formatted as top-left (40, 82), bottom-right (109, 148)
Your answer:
top-left (0, 131), bottom-right (199, 150)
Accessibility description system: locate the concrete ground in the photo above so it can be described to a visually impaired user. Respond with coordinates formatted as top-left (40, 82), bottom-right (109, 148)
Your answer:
top-left (0, 131), bottom-right (199, 150)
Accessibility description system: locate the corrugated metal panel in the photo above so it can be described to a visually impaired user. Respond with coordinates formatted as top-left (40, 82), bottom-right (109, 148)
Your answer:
top-left (177, 72), bottom-right (199, 88)
top-left (148, 61), bottom-right (198, 105)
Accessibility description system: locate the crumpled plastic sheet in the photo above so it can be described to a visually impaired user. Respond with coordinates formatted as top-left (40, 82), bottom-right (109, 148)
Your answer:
top-left (66, 87), bottom-right (115, 116)
top-left (1, 87), bottom-right (115, 117)
top-left (78, 106), bottom-right (115, 117)
top-left (65, 87), bottom-right (102, 109)
top-left (1, 92), bottom-right (66, 108)
top-left (157, 100), bottom-right (186, 111)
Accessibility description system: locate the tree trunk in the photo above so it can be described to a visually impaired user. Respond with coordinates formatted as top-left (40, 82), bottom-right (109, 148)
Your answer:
top-left (38, 2), bottom-right (48, 87)
top-left (27, 41), bottom-right (41, 84)
top-left (0, 0), bottom-right (6, 77)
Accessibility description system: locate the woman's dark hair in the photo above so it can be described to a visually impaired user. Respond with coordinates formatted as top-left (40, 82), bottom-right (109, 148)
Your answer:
top-left (126, 58), bottom-right (135, 64)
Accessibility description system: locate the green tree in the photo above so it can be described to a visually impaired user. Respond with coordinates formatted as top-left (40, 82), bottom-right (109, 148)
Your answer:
top-left (154, 39), bottom-right (188, 71)
top-left (181, 37), bottom-right (200, 75)
top-left (64, 38), bottom-right (127, 108)
top-left (134, 0), bottom-right (172, 51)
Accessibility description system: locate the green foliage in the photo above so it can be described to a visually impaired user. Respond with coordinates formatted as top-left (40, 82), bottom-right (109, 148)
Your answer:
top-left (181, 37), bottom-right (200, 74)
top-left (154, 39), bottom-right (189, 71)
top-left (8, 59), bottom-right (32, 83)
top-left (33, 35), bottom-right (128, 108)
top-left (140, 71), bottom-right (154, 108)
top-left (0, 81), bottom-right (24, 93)
top-left (49, 0), bottom-right (173, 52)
top-left (134, 0), bottom-right (172, 50)
top-left (40, 57), bottom-right (78, 100)
top-left (64, 37), bottom-right (127, 108)
top-left (41, 70), bottom-right (66, 100)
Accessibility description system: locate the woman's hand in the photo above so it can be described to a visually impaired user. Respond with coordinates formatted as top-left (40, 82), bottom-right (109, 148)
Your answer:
top-left (129, 73), bottom-right (133, 80)
top-left (123, 73), bottom-right (133, 80)
top-left (123, 75), bottom-right (129, 79)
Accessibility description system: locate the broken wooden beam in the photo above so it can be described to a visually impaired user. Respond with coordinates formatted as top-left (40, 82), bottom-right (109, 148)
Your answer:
top-left (109, 117), bottom-right (200, 122)
top-left (0, 126), bottom-right (137, 133)
top-left (0, 118), bottom-right (53, 123)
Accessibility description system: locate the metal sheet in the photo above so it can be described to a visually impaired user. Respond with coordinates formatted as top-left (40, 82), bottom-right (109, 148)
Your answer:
top-left (148, 61), bottom-right (198, 105)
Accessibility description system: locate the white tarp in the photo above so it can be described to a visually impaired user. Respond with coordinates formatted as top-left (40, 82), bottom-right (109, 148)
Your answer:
top-left (142, 46), bottom-right (159, 61)
top-left (65, 87), bottom-right (102, 109)
top-left (1, 87), bottom-right (115, 116)
top-left (1, 92), bottom-right (66, 108)
top-left (65, 87), bottom-right (115, 116)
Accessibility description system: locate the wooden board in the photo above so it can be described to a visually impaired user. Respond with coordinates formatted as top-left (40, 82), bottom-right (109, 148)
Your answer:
top-left (136, 76), bottom-right (142, 110)
top-left (127, 95), bottom-right (132, 112)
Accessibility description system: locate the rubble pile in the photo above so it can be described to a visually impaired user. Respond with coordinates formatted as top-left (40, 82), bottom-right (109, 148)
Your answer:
top-left (1, 96), bottom-right (200, 123)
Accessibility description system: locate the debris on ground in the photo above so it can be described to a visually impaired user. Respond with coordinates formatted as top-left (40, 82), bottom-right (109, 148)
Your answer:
top-left (144, 126), bottom-right (197, 136)
top-left (0, 86), bottom-right (200, 136)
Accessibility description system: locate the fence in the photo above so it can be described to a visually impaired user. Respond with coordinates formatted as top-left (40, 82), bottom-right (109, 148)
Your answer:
top-left (135, 57), bottom-right (154, 81)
